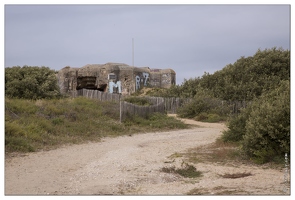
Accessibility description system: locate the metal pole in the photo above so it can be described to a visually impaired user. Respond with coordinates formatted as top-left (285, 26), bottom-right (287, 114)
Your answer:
top-left (132, 38), bottom-right (136, 93)
top-left (132, 38), bottom-right (134, 67)
top-left (120, 100), bottom-right (122, 123)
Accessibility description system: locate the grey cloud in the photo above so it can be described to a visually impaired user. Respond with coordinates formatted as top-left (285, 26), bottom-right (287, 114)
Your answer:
top-left (5, 4), bottom-right (290, 84)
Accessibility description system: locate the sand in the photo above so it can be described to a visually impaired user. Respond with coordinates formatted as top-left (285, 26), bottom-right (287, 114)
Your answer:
top-left (5, 116), bottom-right (290, 195)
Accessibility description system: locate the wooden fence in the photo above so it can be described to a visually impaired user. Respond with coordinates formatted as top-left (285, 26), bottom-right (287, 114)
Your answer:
top-left (75, 89), bottom-right (170, 121)
top-left (76, 89), bottom-right (121, 102)
top-left (120, 97), bottom-right (165, 122)
top-left (163, 97), bottom-right (192, 114)
top-left (74, 89), bottom-right (249, 121)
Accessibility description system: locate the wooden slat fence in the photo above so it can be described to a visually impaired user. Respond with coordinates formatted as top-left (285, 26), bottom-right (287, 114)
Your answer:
top-left (162, 97), bottom-right (192, 114)
top-left (74, 89), bottom-right (249, 121)
top-left (75, 89), bottom-right (168, 121)
top-left (76, 89), bottom-right (121, 102)
top-left (120, 97), bottom-right (165, 122)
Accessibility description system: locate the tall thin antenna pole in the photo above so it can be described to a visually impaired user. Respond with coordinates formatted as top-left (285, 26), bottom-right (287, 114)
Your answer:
top-left (132, 38), bottom-right (134, 67)
top-left (132, 38), bottom-right (135, 92)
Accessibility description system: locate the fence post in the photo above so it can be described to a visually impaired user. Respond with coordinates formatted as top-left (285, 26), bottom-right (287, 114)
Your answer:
top-left (120, 100), bottom-right (122, 123)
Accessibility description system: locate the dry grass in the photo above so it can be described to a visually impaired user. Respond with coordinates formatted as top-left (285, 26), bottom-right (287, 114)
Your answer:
top-left (186, 188), bottom-right (207, 195)
top-left (220, 172), bottom-right (252, 179)
top-left (160, 163), bottom-right (202, 178)
top-left (181, 138), bottom-right (284, 170)
top-left (186, 186), bottom-right (247, 195)
top-left (185, 138), bottom-right (242, 165)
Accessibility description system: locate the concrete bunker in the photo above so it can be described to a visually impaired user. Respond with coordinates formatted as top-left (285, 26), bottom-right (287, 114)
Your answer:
top-left (57, 62), bottom-right (176, 95)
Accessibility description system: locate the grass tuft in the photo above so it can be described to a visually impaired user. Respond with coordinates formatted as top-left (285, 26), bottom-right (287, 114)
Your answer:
top-left (220, 172), bottom-right (252, 179)
top-left (185, 138), bottom-right (241, 164)
top-left (161, 163), bottom-right (202, 178)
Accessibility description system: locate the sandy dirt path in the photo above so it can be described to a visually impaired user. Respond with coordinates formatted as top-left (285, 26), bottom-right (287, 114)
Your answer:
top-left (5, 117), bottom-right (289, 195)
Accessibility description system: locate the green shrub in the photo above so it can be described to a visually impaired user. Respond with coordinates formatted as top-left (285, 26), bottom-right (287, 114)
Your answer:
top-left (124, 96), bottom-right (152, 106)
top-left (222, 80), bottom-right (290, 163)
top-left (177, 96), bottom-right (210, 118)
top-left (160, 47), bottom-right (289, 101)
top-left (161, 163), bottom-right (202, 178)
top-left (5, 121), bottom-right (26, 137)
top-left (51, 117), bottom-right (64, 125)
top-left (5, 98), bottom-right (38, 115)
top-left (124, 113), bottom-right (188, 130)
top-left (177, 95), bottom-right (229, 120)
top-left (5, 66), bottom-right (61, 99)
top-left (207, 113), bottom-right (221, 122)
top-left (5, 137), bottom-right (35, 152)
top-left (221, 110), bottom-right (249, 142)
top-left (194, 112), bottom-right (208, 121)
top-left (241, 80), bottom-right (290, 163)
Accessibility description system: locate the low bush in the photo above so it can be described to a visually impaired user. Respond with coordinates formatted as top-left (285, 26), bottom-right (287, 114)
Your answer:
top-left (221, 111), bottom-right (249, 142)
top-left (194, 113), bottom-right (222, 123)
top-left (241, 80), bottom-right (290, 164)
top-left (124, 96), bottom-right (153, 106)
top-left (161, 162), bottom-right (202, 178)
top-left (124, 112), bottom-right (188, 130)
top-left (5, 66), bottom-right (61, 99)
top-left (221, 80), bottom-right (290, 164)
top-left (176, 95), bottom-right (230, 121)
top-left (194, 112), bottom-right (208, 121)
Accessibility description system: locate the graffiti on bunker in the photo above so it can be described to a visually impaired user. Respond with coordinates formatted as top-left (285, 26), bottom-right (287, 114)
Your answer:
top-left (109, 81), bottom-right (122, 93)
top-left (135, 72), bottom-right (150, 91)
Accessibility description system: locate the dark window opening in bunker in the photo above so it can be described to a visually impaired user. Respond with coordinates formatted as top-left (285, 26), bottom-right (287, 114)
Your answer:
top-left (76, 76), bottom-right (107, 92)
top-left (108, 74), bottom-right (116, 80)
top-left (97, 84), bottom-right (107, 92)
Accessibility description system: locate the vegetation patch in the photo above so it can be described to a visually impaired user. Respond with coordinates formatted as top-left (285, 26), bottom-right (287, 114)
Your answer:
top-left (123, 112), bottom-right (189, 130)
top-left (176, 95), bottom-right (230, 121)
top-left (220, 172), bottom-right (252, 179)
top-left (186, 188), bottom-right (207, 195)
top-left (222, 80), bottom-right (290, 164)
top-left (186, 186), bottom-right (247, 195)
top-left (5, 97), bottom-right (188, 154)
top-left (5, 66), bottom-right (61, 99)
top-left (185, 139), bottom-right (242, 165)
top-left (161, 163), bottom-right (202, 178)
top-left (124, 96), bottom-right (153, 106)
top-left (194, 113), bottom-right (223, 123)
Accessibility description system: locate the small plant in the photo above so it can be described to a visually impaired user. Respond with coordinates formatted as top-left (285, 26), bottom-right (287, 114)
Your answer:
top-left (123, 113), bottom-right (188, 130)
top-left (194, 113), bottom-right (222, 122)
top-left (168, 152), bottom-right (183, 159)
top-left (124, 96), bottom-right (152, 106)
top-left (186, 188), bottom-right (207, 195)
top-left (161, 162), bottom-right (202, 178)
top-left (220, 172), bottom-right (252, 179)
top-left (194, 112), bottom-right (208, 121)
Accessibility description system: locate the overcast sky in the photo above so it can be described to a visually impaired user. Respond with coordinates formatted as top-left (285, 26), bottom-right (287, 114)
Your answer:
top-left (4, 4), bottom-right (290, 85)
